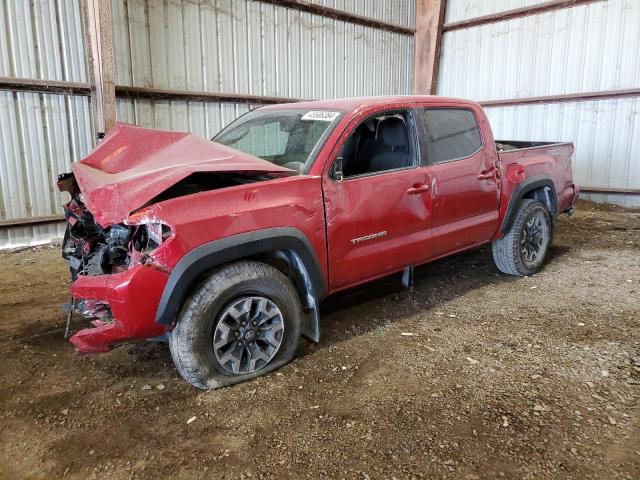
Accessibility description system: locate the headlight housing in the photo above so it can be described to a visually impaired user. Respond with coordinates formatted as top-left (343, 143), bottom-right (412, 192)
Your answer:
top-left (130, 222), bottom-right (173, 253)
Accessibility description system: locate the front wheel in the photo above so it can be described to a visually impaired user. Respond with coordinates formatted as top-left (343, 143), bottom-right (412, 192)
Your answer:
top-left (169, 261), bottom-right (302, 389)
top-left (492, 199), bottom-right (553, 276)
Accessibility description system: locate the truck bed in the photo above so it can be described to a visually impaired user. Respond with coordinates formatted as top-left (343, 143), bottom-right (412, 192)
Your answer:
top-left (495, 140), bottom-right (571, 152)
top-left (495, 140), bottom-right (577, 219)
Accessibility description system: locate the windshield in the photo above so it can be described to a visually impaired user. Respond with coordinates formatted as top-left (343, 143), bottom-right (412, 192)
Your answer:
top-left (213, 109), bottom-right (343, 173)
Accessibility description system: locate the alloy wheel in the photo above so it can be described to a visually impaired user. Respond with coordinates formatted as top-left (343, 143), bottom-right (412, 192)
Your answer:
top-left (213, 296), bottom-right (285, 374)
top-left (520, 212), bottom-right (548, 266)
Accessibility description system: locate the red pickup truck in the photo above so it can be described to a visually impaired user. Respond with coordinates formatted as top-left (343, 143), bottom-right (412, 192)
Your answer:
top-left (58, 96), bottom-right (578, 388)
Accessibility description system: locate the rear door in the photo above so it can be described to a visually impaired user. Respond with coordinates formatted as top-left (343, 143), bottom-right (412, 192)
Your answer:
top-left (323, 109), bottom-right (432, 290)
top-left (416, 107), bottom-right (500, 257)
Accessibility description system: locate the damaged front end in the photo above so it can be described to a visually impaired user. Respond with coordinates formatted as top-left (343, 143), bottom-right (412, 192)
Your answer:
top-left (57, 123), bottom-right (295, 353)
top-left (58, 172), bottom-right (172, 353)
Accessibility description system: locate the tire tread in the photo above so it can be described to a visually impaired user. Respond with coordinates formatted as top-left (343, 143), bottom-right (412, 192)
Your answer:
top-left (169, 261), bottom-right (301, 389)
top-left (492, 199), bottom-right (551, 276)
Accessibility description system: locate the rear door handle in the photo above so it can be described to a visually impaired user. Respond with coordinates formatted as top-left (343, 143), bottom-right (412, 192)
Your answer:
top-left (477, 168), bottom-right (496, 180)
top-left (407, 184), bottom-right (430, 194)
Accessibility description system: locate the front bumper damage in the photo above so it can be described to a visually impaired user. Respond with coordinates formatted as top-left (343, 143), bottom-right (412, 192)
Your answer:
top-left (69, 264), bottom-right (170, 353)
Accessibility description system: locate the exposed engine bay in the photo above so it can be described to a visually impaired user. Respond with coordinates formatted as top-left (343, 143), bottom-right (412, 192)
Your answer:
top-left (58, 172), bottom-right (169, 280)
top-left (62, 196), bottom-right (132, 279)
top-left (58, 170), bottom-right (273, 280)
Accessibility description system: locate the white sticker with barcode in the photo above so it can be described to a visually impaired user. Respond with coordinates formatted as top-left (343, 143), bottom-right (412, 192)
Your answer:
top-left (301, 111), bottom-right (340, 121)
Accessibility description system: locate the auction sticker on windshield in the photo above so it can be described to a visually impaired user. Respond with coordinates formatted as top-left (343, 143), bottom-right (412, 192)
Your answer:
top-left (301, 111), bottom-right (340, 121)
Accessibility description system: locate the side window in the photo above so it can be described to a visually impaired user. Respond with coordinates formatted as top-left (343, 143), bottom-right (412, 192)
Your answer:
top-left (417, 108), bottom-right (482, 165)
top-left (335, 111), bottom-right (415, 178)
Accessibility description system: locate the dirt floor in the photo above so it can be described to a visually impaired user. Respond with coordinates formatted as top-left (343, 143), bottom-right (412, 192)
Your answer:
top-left (0, 199), bottom-right (638, 480)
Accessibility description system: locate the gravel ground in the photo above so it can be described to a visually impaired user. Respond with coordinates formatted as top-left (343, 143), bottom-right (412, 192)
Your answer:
top-left (0, 200), bottom-right (638, 480)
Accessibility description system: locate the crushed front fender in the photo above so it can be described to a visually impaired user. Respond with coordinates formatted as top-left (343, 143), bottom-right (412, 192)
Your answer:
top-left (69, 264), bottom-right (170, 353)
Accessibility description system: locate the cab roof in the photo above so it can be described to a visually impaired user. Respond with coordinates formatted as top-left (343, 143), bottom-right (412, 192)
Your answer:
top-left (259, 95), bottom-right (479, 112)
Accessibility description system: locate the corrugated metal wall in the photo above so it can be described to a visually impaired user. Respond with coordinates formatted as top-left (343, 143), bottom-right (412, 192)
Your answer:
top-left (307, 0), bottom-right (416, 28)
top-left (0, 0), bottom-right (93, 248)
top-left (111, 0), bottom-right (415, 138)
top-left (445, 0), bottom-right (546, 23)
top-left (484, 99), bottom-right (640, 206)
top-left (0, 0), bottom-right (416, 249)
top-left (440, 1), bottom-right (640, 100)
top-left (438, 0), bottom-right (640, 206)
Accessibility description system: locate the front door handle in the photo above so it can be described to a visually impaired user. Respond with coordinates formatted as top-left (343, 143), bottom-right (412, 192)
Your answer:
top-left (407, 184), bottom-right (430, 194)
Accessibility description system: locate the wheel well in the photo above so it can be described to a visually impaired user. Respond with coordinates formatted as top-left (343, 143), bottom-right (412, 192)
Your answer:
top-left (171, 252), bottom-right (306, 318)
top-left (208, 250), bottom-right (321, 342)
top-left (522, 186), bottom-right (557, 218)
top-left (249, 250), bottom-right (313, 308)
top-left (500, 177), bottom-right (558, 234)
top-left (156, 228), bottom-right (325, 331)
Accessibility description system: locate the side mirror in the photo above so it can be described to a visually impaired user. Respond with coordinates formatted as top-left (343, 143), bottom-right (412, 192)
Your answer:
top-left (332, 156), bottom-right (345, 182)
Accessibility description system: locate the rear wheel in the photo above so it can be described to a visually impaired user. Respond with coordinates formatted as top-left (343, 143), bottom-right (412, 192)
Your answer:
top-left (492, 199), bottom-right (552, 276)
top-left (169, 261), bottom-right (302, 389)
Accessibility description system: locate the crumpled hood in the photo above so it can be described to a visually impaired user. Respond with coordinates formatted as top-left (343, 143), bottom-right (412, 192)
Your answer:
top-left (71, 123), bottom-right (294, 226)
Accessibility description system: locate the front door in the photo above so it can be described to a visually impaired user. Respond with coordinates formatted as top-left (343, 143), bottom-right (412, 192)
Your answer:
top-left (416, 107), bottom-right (500, 258)
top-left (323, 109), bottom-right (432, 290)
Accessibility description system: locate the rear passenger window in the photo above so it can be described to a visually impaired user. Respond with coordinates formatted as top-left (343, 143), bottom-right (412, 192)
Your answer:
top-left (418, 108), bottom-right (482, 165)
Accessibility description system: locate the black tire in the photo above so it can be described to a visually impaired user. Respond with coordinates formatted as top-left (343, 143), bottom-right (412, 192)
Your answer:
top-left (492, 199), bottom-right (553, 276)
top-left (169, 261), bottom-right (302, 389)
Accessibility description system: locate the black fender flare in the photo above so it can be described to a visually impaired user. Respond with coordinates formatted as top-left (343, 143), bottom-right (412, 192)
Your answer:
top-left (500, 175), bottom-right (557, 234)
top-left (155, 227), bottom-right (325, 342)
